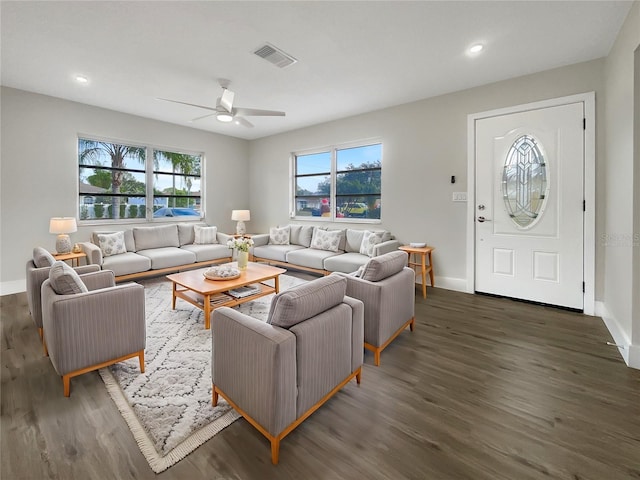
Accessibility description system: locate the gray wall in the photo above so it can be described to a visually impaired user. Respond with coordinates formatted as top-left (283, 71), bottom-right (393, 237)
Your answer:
top-left (249, 59), bottom-right (605, 291)
top-left (603, 1), bottom-right (640, 367)
top-left (0, 87), bottom-right (249, 292)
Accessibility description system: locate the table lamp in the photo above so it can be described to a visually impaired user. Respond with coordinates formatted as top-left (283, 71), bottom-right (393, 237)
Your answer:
top-left (49, 217), bottom-right (77, 254)
top-left (231, 210), bottom-right (250, 235)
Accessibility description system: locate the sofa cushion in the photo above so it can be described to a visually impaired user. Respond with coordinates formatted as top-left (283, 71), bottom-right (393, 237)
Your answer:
top-left (323, 252), bottom-right (369, 273)
top-left (286, 248), bottom-right (341, 270)
top-left (136, 247), bottom-right (196, 270)
top-left (178, 223), bottom-right (196, 246)
top-left (361, 250), bottom-right (408, 282)
top-left (345, 229), bottom-right (366, 253)
top-left (253, 244), bottom-right (305, 263)
top-left (310, 227), bottom-right (341, 252)
top-left (181, 244), bottom-right (231, 262)
top-left (33, 247), bottom-right (55, 268)
top-left (102, 252), bottom-right (151, 277)
top-left (269, 226), bottom-right (290, 245)
top-left (97, 231), bottom-right (127, 257)
top-left (133, 225), bottom-right (179, 251)
top-left (92, 230), bottom-right (136, 252)
top-left (359, 230), bottom-right (386, 257)
top-left (194, 225), bottom-right (218, 244)
top-left (267, 275), bottom-right (347, 328)
top-left (48, 261), bottom-right (88, 295)
top-left (289, 225), bottom-right (314, 247)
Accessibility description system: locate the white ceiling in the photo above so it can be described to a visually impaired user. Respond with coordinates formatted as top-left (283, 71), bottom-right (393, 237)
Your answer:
top-left (1, 1), bottom-right (633, 140)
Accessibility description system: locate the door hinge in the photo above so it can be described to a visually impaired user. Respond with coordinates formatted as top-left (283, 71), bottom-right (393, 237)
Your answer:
top-left (582, 281), bottom-right (585, 293)
top-left (583, 118), bottom-right (586, 130)
top-left (583, 200), bottom-right (586, 211)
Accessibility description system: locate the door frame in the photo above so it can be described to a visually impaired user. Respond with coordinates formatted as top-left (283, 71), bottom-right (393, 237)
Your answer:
top-left (466, 92), bottom-right (596, 315)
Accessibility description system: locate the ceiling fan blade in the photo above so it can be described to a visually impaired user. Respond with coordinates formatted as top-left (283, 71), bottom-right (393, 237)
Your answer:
top-left (233, 107), bottom-right (286, 117)
top-left (220, 88), bottom-right (235, 112)
top-left (234, 116), bottom-right (254, 128)
top-left (157, 97), bottom-right (218, 112)
top-left (191, 112), bottom-right (217, 122)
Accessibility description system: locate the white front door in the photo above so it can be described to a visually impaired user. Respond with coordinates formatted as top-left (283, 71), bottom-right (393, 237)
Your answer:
top-left (474, 102), bottom-right (584, 310)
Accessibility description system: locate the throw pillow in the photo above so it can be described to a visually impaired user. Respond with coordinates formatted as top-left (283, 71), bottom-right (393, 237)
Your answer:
top-left (33, 247), bottom-right (55, 268)
top-left (194, 225), bottom-right (218, 244)
top-left (310, 228), bottom-right (342, 252)
top-left (48, 261), bottom-right (88, 295)
top-left (269, 226), bottom-right (290, 245)
top-left (267, 275), bottom-right (347, 328)
top-left (359, 230), bottom-right (385, 257)
top-left (97, 231), bottom-right (127, 257)
top-left (361, 250), bottom-right (408, 282)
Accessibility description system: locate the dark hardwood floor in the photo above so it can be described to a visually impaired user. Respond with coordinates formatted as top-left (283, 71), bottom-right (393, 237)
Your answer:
top-left (2, 276), bottom-right (639, 480)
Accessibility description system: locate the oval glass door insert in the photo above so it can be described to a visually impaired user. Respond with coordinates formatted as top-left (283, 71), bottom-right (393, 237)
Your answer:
top-left (502, 135), bottom-right (549, 228)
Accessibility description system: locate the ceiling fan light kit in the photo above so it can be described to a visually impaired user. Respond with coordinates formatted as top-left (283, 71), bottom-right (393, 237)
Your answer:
top-left (217, 113), bottom-right (233, 122)
top-left (159, 79), bottom-right (285, 128)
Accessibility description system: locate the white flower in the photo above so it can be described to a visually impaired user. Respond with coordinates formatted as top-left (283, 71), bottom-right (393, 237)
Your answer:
top-left (227, 237), bottom-right (254, 252)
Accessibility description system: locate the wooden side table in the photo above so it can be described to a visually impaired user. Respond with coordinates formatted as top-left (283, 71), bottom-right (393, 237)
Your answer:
top-left (52, 251), bottom-right (86, 267)
top-left (398, 245), bottom-right (435, 298)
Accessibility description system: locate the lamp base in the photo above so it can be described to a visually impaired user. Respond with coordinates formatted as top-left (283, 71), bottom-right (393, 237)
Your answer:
top-left (56, 234), bottom-right (72, 254)
top-left (236, 221), bottom-right (246, 236)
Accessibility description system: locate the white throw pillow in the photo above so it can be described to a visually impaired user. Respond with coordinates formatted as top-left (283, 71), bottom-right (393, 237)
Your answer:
top-left (269, 226), bottom-right (290, 245)
top-left (194, 225), bottom-right (218, 244)
top-left (359, 230), bottom-right (385, 257)
top-left (310, 228), bottom-right (341, 252)
top-left (97, 231), bottom-right (127, 257)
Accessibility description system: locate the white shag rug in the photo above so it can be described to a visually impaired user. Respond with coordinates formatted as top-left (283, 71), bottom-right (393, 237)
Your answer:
top-left (99, 273), bottom-right (306, 473)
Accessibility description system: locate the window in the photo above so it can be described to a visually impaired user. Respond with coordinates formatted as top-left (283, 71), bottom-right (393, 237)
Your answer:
top-left (293, 142), bottom-right (382, 221)
top-left (502, 135), bottom-right (548, 228)
top-left (78, 138), bottom-right (202, 222)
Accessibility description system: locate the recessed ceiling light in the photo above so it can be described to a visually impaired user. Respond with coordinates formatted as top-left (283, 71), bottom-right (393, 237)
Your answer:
top-left (75, 75), bottom-right (89, 84)
top-left (469, 44), bottom-right (484, 54)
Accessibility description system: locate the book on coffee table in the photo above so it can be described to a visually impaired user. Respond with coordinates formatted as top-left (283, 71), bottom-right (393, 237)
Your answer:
top-left (227, 284), bottom-right (261, 298)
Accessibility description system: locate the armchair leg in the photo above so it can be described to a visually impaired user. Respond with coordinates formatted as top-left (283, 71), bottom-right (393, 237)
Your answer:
top-left (270, 438), bottom-right (280, 465)
top-left (356, 367), bottom-right (362, 385)
top-left (138, 350), bottom-right (145, 373)
top-left (212, 385), bottom-right (219, 406)
top-left (410, 316), bottom-right (415, 332)
top-left (63, 375), bottom-right (71, 397)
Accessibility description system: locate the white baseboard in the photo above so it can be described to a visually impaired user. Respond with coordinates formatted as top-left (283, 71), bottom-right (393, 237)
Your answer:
top-left (594, 300), bottom-right (634, 367)
top-left (429, 276), bottom-right (467, 293)
top-left (1, 279), bottom-right (26, 296)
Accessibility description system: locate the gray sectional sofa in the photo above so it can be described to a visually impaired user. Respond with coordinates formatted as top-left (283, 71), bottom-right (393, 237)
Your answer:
top-left (81, 223), bottom-right (232, 281)
top-left (251, 224), bottom-right (399, 275)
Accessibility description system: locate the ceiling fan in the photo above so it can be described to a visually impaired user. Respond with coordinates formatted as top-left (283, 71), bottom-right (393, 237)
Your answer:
top-left (158, 79), bottom-right (285, 128)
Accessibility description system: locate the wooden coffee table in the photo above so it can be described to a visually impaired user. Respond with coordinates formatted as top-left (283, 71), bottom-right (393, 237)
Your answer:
top-left (166, 263), bottom-right (287, 329)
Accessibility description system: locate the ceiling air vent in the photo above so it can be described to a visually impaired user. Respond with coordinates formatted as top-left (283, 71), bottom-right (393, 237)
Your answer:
top-left (253, 43), bottom-right (297, 69)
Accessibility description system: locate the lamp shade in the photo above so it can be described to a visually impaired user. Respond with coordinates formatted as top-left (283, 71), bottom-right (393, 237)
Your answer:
top-left (49, 217), bottom-right (77, 234)
top-left (231, 210), bottom-right (251, 222)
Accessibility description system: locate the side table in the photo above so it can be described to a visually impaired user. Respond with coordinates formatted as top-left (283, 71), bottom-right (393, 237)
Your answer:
top-left (398, 245), bottom-right (435, 298)
top-left (52, 251), bottom-right (87, 267)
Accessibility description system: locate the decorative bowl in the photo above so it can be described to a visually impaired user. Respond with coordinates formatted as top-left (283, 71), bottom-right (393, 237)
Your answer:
top-left (204, 266), bottom-right (241, 280)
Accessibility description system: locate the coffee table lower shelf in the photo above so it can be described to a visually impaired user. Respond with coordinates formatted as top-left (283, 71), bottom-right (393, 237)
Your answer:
top-left (173, 283), bottom-right (275, 329)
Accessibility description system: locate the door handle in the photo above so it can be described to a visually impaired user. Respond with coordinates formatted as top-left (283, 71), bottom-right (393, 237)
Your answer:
top-left (477, 216), bottom-right (491, 223)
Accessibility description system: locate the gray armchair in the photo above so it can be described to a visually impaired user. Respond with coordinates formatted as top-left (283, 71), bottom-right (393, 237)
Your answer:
top-left (26, 247), bottom-right (99, 354)
top-left (41, 263), bottom-right (145, 397)
top-left (211, 275), bottom-right (364, 464)
top-left (333, 250), bottom-right (415, 366)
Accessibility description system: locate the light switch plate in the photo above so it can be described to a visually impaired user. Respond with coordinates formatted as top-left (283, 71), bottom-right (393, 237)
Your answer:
top-left (452, 192), bottom-right (468, 202)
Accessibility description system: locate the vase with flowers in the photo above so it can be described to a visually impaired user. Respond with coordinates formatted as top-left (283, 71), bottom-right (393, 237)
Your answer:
top-left (227, 236), bottom-right (254, 270)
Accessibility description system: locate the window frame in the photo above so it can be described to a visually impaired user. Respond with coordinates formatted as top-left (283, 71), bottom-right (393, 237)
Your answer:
top-left (290, 139), bottom-right (382, 223)
top-left (77, 134), bottom-right (205, 225)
